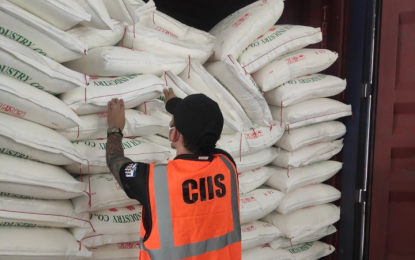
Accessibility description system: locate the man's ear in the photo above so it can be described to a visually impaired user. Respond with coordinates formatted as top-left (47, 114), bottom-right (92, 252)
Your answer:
top-left (217, 135), bottom-right (221, 141)
top-left (173, 128), bottom-right (180, 143)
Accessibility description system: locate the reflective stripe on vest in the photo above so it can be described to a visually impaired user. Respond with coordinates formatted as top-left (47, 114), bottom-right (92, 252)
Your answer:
top-left (141, 156), bottom-right (241, 260)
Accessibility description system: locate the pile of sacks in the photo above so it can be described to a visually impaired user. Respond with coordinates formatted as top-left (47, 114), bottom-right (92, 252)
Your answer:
top-left (0, 0), bottom-right (351, 259)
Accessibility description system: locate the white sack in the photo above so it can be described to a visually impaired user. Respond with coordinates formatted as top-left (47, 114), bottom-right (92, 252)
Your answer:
top-left (0, 0), bottom-right (88, 63)
top-left (71, 205), bottom-right (142, 247)
top-left (89, 242), bottom-right (140, 260)
top-left (270, 225), bottom-right (337, 249)
top-left (68, 20), bottom-right (125, 50)
top-left (261, 203), bottom-right (340, 239)
top-left (103, 0), bottom-right (139, 25)
top-left (210, 0), bottom-right (284, 61)
top-left (242, 245), bottom-right (294, 260)
top-left (252, 49), bottom-right (338, 92)
top-left (239, 25), bottom-right (322, 73)
top-left (0, 74), bottom-right (82, 130)
top-left (132, 0), bottom-right (156, 17)
top-left (179, 58), bottom-right (253, 132)
top-left (239, 166), bottom-right (276, 194)
top-left (63, 46), bottom-right (187, 77)
top-left (0, 227), bottom-right (91, 260)
top-left (205, 55), bottom-right (274, 126)
top-left (236, 147), bottom-right (280, 173)
top-left (242, 220), bottom-right (284, 250)
top-left (72, 173), bottom-right (140, 213)
top-left (142, 10), bottom-right (215, 44)
top-left (0, 196), bottom-right (90, 228)
top-left (139, 134), bottom-right (177, 163)
top-left (8, 0), bottom-right (91, 30)
top-left (0, 113), bottom-right (87, 165)
top-left (240, 187), bottom-right (285, 224)
top-left (71, 137), bottom-right (171, 168)
top-left (266, 161), bottom-right (342, 193)
top-left (276, 184), bottom-right (341, 214)
top-left (57, 109), bottom-right (167, 141)
top-left (122, 24), bottom-right (215, 64)
top-left (60, 74), bottom-right (165, 115)
top-left (270, 98), bottom-right (352, 130)
top-left (276, 121), bottom-right (346, 152)
top-left (271, 139), bottom-right (343, 169)
top-left (64, 137), bottom-right (171, 174)
top-left (141, 134), bottom-right (171, 150)
top-left (162, 70), bottom-right (236, 133)
top-left (0, 154), bottom-right (87, 200)
top-left (136, 99), bottom-right (171, 124)
top-left (218, 125), bottom-right (284, 158)
top-left (283, 241), bottom-right (335, 260)
top-left (264, 74), bottom-right (346, 107)
top-left (0, 192), bottom-right (34, 200)
top-left (72, 0), bottom-right (114, 30)
top-left (0, 35), bottom-right (88, 95)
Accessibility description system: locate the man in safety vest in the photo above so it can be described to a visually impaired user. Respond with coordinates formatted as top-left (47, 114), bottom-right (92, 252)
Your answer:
top-left (105, 88), bottom-right (241, 260)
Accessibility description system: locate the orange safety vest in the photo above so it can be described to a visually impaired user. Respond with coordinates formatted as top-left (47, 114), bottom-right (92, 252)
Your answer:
top-left (139, 154), bottom-right (241, 260)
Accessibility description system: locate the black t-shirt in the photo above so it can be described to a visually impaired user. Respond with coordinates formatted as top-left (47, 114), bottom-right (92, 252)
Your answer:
top-left (118, 148), bottom-right (236, 240)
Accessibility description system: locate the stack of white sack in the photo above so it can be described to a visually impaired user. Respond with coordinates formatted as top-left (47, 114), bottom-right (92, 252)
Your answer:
top-left (0, 1), bottom-right (94, 258)
top-left (70, 203), bottom-right (143, 249)
top-left (0, 0), bottom-right (189, 259)
top-left (197, 0), bottom-right (354, 257)
top-left (0, 0), bottom-right (351, 258)
top-left (0, 79), bottom-right (91, 258)
top-left (154, 70), bottom-right (284, 170)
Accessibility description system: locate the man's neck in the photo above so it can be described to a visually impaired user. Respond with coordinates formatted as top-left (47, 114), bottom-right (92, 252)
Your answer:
top-left (175, 146), bottom-right (194, 157)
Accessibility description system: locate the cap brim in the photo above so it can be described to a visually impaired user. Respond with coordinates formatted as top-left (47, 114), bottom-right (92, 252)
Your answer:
top-left (165, 97), bottom-right (182, 115)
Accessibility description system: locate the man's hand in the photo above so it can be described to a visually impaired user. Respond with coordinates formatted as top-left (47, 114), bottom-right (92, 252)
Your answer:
top-left (108, 98), bottom-right (125, 130)
top-left (163, 88), bottom-right (177, 104)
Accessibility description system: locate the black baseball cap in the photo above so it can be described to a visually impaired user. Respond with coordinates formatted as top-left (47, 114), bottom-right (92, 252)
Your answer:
top-left (165, 94), bottom-right (224, 144)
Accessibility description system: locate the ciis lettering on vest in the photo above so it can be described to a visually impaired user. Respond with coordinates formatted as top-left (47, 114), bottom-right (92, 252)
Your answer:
top-left (182, 174), bottom-right (227, 204)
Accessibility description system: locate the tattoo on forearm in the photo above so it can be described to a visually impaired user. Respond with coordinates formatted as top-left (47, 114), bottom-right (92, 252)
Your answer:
top-left (106, 133), bottom-right (132, 187)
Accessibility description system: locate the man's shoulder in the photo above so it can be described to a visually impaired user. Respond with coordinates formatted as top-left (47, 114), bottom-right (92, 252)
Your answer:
top-left (212, 148), bottom-right (236, 168)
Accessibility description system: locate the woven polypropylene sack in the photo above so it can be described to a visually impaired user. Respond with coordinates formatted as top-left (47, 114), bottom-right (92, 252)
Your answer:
top-left (0, 227), bottom-right (91, 260)
top-left (210, 0), bottom-right (284, 61)
top-left (252, 49), bottom-right (338, 92)
top-left (0, 153), bottom-right (87, 200)
top-left (239, 25), bottom-right (322, 73)
top-left (0, 113), bottom-right (87, 165)
top-left (0, 0), bottom-right (88, 62)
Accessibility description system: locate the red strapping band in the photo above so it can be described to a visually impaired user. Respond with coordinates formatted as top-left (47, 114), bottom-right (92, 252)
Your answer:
top-left (227, 55), bottom-right (235, 64)
top-left (87, 163), bottom-right (91, 208)
top-left (84, 75), bottom-right (88, 86)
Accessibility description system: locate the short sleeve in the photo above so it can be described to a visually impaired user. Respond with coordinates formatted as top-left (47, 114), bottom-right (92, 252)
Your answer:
top-left (119, 162), bottom-right (150, 208)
